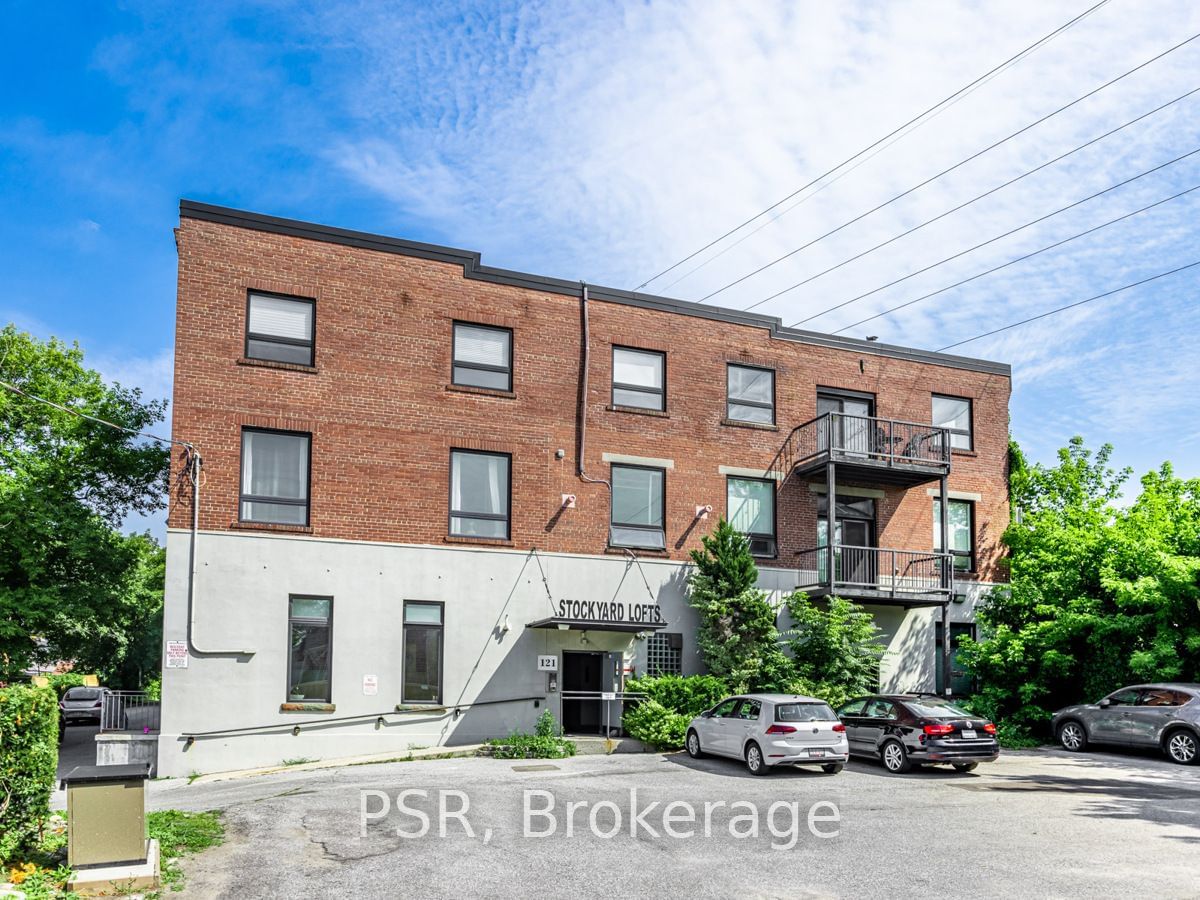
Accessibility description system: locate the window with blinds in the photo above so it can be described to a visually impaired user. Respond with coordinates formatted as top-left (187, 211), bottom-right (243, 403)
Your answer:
top-left (612, 347), bottom-right (665, 411)
top-left (246, 292), bottom-right (315, 366)
top-left (453, 322), bottom-right (513, 391)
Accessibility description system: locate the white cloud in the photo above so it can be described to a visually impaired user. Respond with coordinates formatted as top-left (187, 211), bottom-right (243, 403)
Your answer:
top-left (317, 0), bottom-right (1200, 474)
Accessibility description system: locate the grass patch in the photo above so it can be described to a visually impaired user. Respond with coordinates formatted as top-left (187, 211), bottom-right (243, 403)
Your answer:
top-left (147, 810), bottom-right (225, 893)
top-left (281, 757), bottom-right (317, 767)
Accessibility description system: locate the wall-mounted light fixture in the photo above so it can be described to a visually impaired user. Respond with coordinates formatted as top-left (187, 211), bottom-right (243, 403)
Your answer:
top-left (695, 504), bottom-right (713, 520)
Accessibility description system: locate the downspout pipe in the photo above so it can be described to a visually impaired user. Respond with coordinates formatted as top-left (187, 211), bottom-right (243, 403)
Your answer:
top-left (577, 283), bottom-right (611, 495)
top-left (185, 449), bottom-right (256, 656)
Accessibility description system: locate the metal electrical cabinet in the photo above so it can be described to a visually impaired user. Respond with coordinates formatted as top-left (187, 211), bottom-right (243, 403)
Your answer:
top-left (63, 764), bottom-right (150, 867)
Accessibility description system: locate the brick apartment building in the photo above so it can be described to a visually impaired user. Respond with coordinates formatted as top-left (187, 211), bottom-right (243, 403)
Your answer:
top-left (159, 200), bottom-right (1010, 776)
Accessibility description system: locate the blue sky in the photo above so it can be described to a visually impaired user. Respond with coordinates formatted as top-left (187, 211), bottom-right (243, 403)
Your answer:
top-left (3, 0), bottom-right (1199, 537)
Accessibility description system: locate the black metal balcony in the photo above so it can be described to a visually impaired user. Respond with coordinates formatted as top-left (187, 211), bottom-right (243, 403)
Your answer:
top-left (793, 545), bottom-right (953, 608)
top-left (769, 412), bottom-right (951, 487)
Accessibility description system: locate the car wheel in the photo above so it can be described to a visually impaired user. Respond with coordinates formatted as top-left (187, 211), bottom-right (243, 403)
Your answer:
top-left (952, 762), bottom-right (978, 773)
top-left (745, 742), bottom-right (769, 776)
top-left (1058, 720), bottom-right (1088, 752)
top-left (821, 763), bottom-right (843, 774)
top-left (1164, 729), bottom-right (1199, 765)
top-left (686, 730), bottom-right (704, 759)
top-left (881, 740), bottom-right (911, 774)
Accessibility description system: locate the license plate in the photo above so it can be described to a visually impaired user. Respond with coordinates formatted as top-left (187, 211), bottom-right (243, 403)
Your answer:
top-left (804, 749), bottom-right (825, 757)
top-left (961, 729), bottom-right (977, 740)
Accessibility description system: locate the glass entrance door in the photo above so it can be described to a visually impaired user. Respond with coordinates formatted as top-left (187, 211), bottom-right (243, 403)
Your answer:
top-left (817, 517), bottom-right (876, 586)
top-left (817, 394), bottom-right (874, 456)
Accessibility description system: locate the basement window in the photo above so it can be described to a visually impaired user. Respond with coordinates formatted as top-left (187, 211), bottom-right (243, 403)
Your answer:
top-left (287, 596), bottom-right (332, 703)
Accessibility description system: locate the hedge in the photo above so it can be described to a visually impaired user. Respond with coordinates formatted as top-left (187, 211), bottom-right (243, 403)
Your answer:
top-left (0, 685), bottom-right (59, 864)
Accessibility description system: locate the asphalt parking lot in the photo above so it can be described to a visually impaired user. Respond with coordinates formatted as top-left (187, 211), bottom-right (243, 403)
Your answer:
top-left (151, 747), bottom-right (1200, 898)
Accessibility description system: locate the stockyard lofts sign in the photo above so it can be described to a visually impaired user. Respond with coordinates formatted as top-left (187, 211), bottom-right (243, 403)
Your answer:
top-left (555, 599), bottom-right (666, 628)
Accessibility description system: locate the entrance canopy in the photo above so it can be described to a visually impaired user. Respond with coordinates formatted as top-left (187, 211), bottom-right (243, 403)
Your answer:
top-left (526, 617), bottom-right (668, 634)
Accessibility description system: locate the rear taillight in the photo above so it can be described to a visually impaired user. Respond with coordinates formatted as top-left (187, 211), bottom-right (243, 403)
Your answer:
top-left (832, 723), bottom-right (846, 733)
top-left (983, 723), bottom-right (996, 735)
top-left (93, 700), bottom-right (103, 708)
top-left (923, 723), bottom-right (954, 736)
top-left (765, 724), bottom-right (797, 735)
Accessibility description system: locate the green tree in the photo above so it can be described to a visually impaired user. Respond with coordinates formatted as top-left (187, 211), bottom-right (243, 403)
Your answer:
top-left (0, 326), bottom-right (169, 680)
top-left (959, 438), bottom-right (1200, 736)
top-left (781, 593), bottom-right (886, 709)
top-left (687, 519), bottom-right (790, 691)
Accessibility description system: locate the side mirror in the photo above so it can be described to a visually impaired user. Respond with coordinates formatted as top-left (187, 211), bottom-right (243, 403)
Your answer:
top-left (1098, 698), bottom-right (1113, 708)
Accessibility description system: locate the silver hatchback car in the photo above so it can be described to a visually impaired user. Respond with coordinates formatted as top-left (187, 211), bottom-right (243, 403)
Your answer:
top-left (1052, 683), bottom-right (1200, 765)
top-left (686, 694), bottom-right (850, 775)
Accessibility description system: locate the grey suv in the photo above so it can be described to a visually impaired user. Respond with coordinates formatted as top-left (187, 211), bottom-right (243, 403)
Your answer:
top-left (1052, 683), bottom-right (1200, 765)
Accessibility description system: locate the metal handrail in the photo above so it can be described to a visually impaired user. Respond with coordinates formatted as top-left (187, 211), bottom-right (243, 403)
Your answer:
top-left (183, 694), bottom-right (546, 741)
top-left (101, 690), bottom-right (161, 733)
top-left (794, 545), bottom-right (953, 600)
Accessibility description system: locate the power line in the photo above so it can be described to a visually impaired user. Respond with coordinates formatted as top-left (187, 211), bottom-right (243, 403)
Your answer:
top-left (765, 88), bottom-right (1200, 320)
top-left (788, 144), bottom-right (1200, 329)
top-left (0, 378), bottom-right (189, 450)
top-left (633, 0), bottom-right (1112, 291)
top-left (697, 30), bottom-right (1200, 305)
top-left (831, 181), bottom-right (1200, 335)
top-left (935, 259), bottom-right (1200, 352)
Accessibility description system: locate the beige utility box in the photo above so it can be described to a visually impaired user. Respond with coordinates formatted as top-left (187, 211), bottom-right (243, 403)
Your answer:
top-left (63, 764), bottom-right (150, 868)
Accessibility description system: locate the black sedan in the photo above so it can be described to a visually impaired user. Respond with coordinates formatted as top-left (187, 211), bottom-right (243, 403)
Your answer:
top-left (837, 694), bottom-right (1000, 773)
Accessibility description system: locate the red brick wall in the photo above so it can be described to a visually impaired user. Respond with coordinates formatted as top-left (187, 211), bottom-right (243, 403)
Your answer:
top-left (170, 216), bottom-right (1011, 584)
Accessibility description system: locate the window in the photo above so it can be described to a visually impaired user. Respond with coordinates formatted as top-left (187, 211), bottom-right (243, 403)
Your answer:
top-left (735, 699), bottom-right (762, 720)
top-left (288, 596), bottom-right (332, 703)
top-left (837, 699), bottom-right (869, 717)
top-left (1140, 689), bottom-right (1193, 707)
top-left (863, 699), bottom-right (897, 719)
top-left (727, 477), bottom-right (776, 557)
top-left (403, 601), bottom-right (443, 704)
top-left (711, 698), bottom-right (739, 717)
top-left (727, 364), bottom-right (774, 424)
top-left (610, 464), bottom-right (666, 549)
top-left (449, 450), bottom-right (511, 539)
top-left (453, 322), bottom-right (512, 391)
top-left (645, 632), bottom-right (683, 676)
top-left (933, 498), bottom-right (974, 572)
top-left (240, 429), bottom-right (310, 525)
top-left (246, 292), bottom-right (314, 366)
top-left (776, 702), bottom-right (838, 723)
top-left (1105, 689), bottom-right (1141, 707)
top-left (932, 395), bottom-right (972, 450)
top-left (612, 347), bottom-right (665, 411)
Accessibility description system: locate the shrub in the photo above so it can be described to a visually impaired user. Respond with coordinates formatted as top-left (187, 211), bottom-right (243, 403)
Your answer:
top-left (143, 676), bottom-right (162, 702)
top-left (622, 700), bottom-right (690, 751)
top-left (488, 712), bottom-right (575, 759)
top-left (43, 673), bottom-right (86, 699)
top-left (624, 674), bottom-right (730, 718)
top-left (0, 685), bottom-right (59, 864)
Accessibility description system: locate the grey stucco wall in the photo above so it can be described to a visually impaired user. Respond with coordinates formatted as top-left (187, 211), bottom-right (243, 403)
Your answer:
top-left (159, 529), bottom-right (994, 776)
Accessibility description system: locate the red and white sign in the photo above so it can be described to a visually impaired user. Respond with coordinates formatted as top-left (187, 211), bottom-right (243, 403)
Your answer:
top-left (165, 641), bottom-right (189, 669)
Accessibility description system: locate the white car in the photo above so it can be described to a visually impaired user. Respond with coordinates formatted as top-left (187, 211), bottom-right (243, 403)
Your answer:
top-left (686, 693), bottom-right (850, 775)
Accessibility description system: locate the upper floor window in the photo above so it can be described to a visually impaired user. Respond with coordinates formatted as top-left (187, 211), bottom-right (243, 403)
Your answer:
top-left (612, 347), bottom-right (665, 411)
top-left (727, 476), bottom-right (776, 557)
top-left (246, 292), bottom-right (314, 366)
top-left (453, 322), bottom-right (513, 391)
top-left (449, 449), bottom-right (511, 539)
top-left (727, 364), bottom-right (775, 424)
top-left (932, 395), bottom-right (973, 450)
top-left (610, 464), bottom-right (665, 549)
top-left (240, 428), bottom-right (310, 525)
top-left (934, 498), bottom-right (974, 572)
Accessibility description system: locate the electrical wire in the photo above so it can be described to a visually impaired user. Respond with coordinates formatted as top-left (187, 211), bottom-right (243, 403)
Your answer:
top-left (0, 377), bottom-right (189, 450)
top-left (697, 31), bottom-right (1200, 305)
top-left (934, 259), bottom-right (1200, 352)
top-left (831, 180), bottom-right (1200, 334)
top-left (634, 0), bottom-right (1112, 291)
top-left (777, 146), bottom-right (1200, 329)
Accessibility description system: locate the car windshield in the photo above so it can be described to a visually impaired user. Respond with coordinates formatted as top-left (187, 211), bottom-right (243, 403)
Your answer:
top-left (775, 702), bottom-right (837, 722)
top-left (906, 699), bottom-right (973, 718)
top-left (64, 688), bottom-right (101, 701)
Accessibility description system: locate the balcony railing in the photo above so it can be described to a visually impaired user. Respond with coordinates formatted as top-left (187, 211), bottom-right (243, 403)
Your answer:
top-left (769, 412), bottom-right (950, 483)
top-left (794, 545), bottom-right (952, 603)
top-left (100, 690), bottom-right (161, 734)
